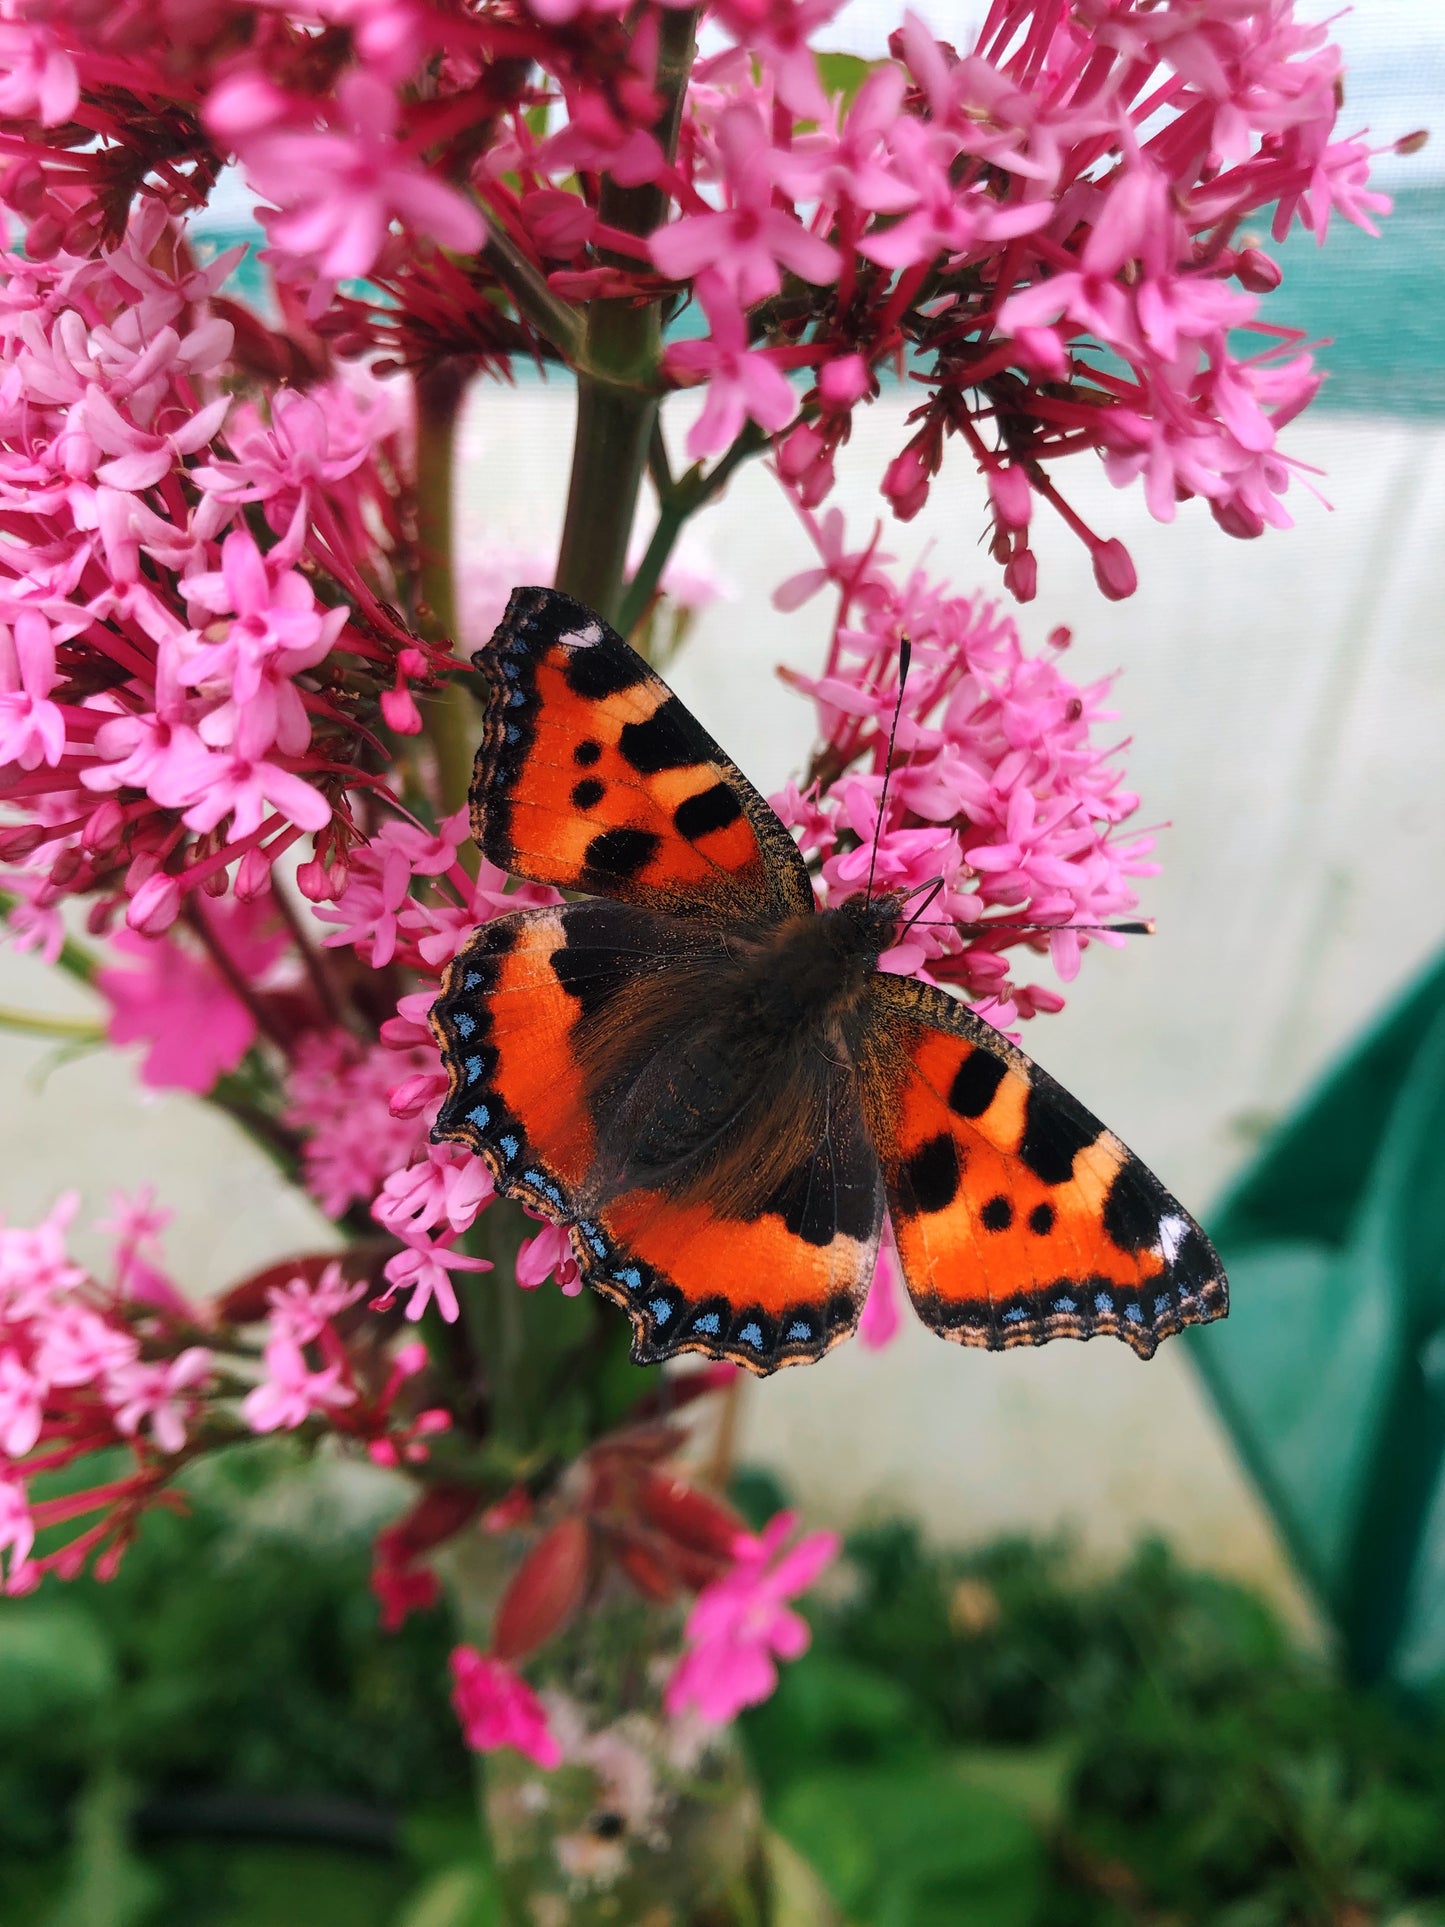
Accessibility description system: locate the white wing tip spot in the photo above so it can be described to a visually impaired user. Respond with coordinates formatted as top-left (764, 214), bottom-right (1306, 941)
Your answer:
top-left (1157, 1214), bottom-right (1189, 1264)
top-left (559, 622), bottom-right (604, 647)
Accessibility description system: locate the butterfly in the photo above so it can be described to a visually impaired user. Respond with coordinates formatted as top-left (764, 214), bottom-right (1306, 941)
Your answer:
top-left (429, 587), bottom-right (1228, 1376)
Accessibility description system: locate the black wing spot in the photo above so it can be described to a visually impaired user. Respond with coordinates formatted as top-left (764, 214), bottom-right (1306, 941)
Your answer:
top-left (1102, 1162), bottom-right (1162, 1252)
top-left (583, 827), bottom-right (660, 882)
top-left (549, 902), bottom-right (642, 1020)
top-left (1028, 1202), bottom-right (1056, 1235)
top-left (563, 646), bottom-right (648, 700)
top-left (571, 778), bottom-right (605, 811)
top-left (902, 1134), bottom-right (961, 1214)
top-left (1018, 1084), bottom-right (1099, 1185)
top-left (674, 782), bottom-right (743, 842)
top-left (980, 1194), bottom-right (1013, 1232)
top-left (573, 740), bottom-right (602, 767)
top-left (949, 1047), bottom-right (1007, 1119)
top-left (618, 697), bottom-right (700, 774)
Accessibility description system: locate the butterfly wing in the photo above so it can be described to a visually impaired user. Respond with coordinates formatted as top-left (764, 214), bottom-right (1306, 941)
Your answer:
top-left (858, 973), bottom-right (1227, 1358)
top-left (431, 896), bottom-right (883, 1374)
top-left (473, 587), bottom-right (813, 922)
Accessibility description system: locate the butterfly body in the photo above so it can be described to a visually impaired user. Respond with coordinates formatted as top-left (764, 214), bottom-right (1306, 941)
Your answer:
top-left (430, 587), bottom-right (1228, 1376)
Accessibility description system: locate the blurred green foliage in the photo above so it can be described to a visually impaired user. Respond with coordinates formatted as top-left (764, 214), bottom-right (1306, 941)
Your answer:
top-left (3, 1451), bottom-right (1444, 1925)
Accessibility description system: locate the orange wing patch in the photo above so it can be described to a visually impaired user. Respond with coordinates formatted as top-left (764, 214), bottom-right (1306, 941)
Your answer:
top-left (475, 587), bottom-right (813, 923)
top-left (567, 1083), bottom-right (885, 1375)
top-left (430, 905), bottom-right (596, 1218)
top-left (860, 975), bottom-right (1227, 1358)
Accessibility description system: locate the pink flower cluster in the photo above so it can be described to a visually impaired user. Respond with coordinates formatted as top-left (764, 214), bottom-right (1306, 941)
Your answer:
top-left (0, 0), bottom-right (1385, 609)
top-left (0, 206), bottom-right (444, 962)
top-left (0, 1192), bottom-right (211, 1590)
top-left (449, 1500), bottom-right (838, 1767)
top-left (0, 1189), bottom-right (450, 1591)
top-left (772, 507), bottom-right (1155, 1031)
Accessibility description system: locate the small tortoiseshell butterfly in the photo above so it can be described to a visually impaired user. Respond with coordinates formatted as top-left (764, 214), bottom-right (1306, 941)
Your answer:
top-left (429, 587), bottom-right (1228, 1376)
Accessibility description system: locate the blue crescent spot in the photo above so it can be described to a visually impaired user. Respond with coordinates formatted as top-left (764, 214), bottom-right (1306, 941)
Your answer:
top-left (1094, 1290), bottom-right (1114, 1315)
top-left (463, 971), bottom-right (482, 990)
top-left (464, 1056), bottom-right (483, 1084)
top-left (508, 689), bottom-right (526, 708)
top-left (453, 1012), bottom-right (475, 1039)
top-left (466, 1104), bottom-right (491, 1130)
top-left (693, 1312), bottom-right (721, 1335)
top-left (1053, 1295), bottom-right (1077, 1315)
top-left (1124, 1303), bottom-right (1144, 1325)
top-left (505, 724), bottom-right (521, 743)
top-left (785, 1320), bottom-right (812, 1342)
top-left (617, 1267), bottom-right (643, 1293)
top-left (1002, 1306), bottom-right (1028, 1325)
top-left (1154, 1294), bottom-right (1172, 1316)
top-left (578, 1222), bottom-right (607, 1258)
top-left (499, 1134), bottom-right (519, 1161)
top-left (649, 1297), bottom-right (673, 1324)
top-left (738, 1321), bottom-right (763, 1348)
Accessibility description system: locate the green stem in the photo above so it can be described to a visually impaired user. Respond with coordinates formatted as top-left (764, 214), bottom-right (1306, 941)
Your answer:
top-left (616, 422), bottom-right (768, 636)
top-left (482, 227), bottom-right (585, 361)
top-left (553, 7), bottom-right (699, 628)
top-left (414, 359), bottom-right (483, 845)
top-left (0, 1004), bottom-right (103, 1042)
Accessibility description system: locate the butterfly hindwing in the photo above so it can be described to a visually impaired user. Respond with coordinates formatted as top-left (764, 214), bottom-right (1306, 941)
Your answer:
top-left (431, 897), bottom-right (885, 1375)
top-left (474, 587), bottom-right (814, 923)
top-left (581, 1072), bottom-right (884, 1374)
top-left (858, 973), bottom-right (1227, 1358)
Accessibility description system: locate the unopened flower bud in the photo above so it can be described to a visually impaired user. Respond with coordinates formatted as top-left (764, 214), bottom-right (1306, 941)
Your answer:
top-left (126, 872), bottom-right (183, 935)
top-left (882, 443), bottom-right (931, 521)
top-left (1091, 537), bottom-right (1138, 601)
top-left (817, 352), bottom-right (870, 411)
top-left (987, 463), bottom-right (1032, 531)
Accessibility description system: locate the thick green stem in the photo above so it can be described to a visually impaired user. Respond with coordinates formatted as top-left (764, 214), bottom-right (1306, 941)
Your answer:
top-left (553, 8), bottom-right (699, 629)
top-left (415, 359), bottom-right (482, 831)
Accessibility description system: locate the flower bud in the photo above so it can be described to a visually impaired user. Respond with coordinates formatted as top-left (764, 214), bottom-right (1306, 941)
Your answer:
top-left (987, 463), bottom-right (1032, 531)
top-left (126, 872), bottom-right (183, 935)
top-left (882, 443), bottom-right (931, 522)
top-left (492, 1517), bottom-right (592, 1663)
top-left (817, 352), bottom-right (870, 411)
top-left (1091, 537), bottom-right (1137, 601)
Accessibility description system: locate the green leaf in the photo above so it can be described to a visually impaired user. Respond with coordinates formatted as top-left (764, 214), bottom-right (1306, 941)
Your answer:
top-left (773, 1762), bottom-right (1047, 1927)
top-left (393, 1867), bottom-right (498, 1927)
top-left (814, 53), bottom-right (881, 110)
top-left (44, 1774), bottom-right (158, 1927)
top-left (0, 1599), bottom-right (115, 1736)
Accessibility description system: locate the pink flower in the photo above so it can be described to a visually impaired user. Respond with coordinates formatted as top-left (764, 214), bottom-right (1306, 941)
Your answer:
top-left (664, 283), bottom-right (798, 459)
top-left (0, 20), bottom-right (79, 126)
top-left (97, 901), bottom-right (282, 1094)
top-left (222, 71), bottom-right (485, 283)
top-left (180, 527), bottom-right (348, 759)
top-left (0, 610), bottom-right (65, 771)
top-left (264, 1261), bottom-right (366, 1345)
top-left (664, 1510), bottom-right (838, 1724)
top-left (108, 1347), bottom-right (213, 1455)
top-left (650, 104), bottom-right (840, 307)
top-left (0, 1351), bottom-right (44, 1458)
top-left (378, 1239), bottom-right (492, 1323)
top-left (374, 1146), bottom-right (494, 1241)
top-left (515, 1222), bottom-right (581, 1297)
top-left (0, 1474), bottom-right (34, 1592)
top-left (243, 1334), bottom-right (356, 1432)
top-left (450, 1646), bottom-right (562, 1769)
top-left (857, 1237), bottom-right (903, 1351)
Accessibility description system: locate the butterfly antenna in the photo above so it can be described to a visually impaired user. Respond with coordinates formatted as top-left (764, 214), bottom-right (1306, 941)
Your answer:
top-left (905, 917), bottom-right (1156, 936)
top-left (865, 635), bottom-right (912, 905)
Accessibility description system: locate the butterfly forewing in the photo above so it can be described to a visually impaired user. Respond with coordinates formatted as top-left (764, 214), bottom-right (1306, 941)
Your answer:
top-left (858, 974), bottom-right (1228, 1357)
top-left (474, 587), bottom-right (813, 923)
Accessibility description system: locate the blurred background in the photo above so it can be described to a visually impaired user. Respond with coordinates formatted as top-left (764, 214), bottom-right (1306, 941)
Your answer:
top-left (3, 1), bottom-right (1445, 1921)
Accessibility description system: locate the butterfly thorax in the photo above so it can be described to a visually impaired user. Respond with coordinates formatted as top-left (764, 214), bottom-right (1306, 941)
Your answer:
top-left (740, 894), bottom-right (903, 1033)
